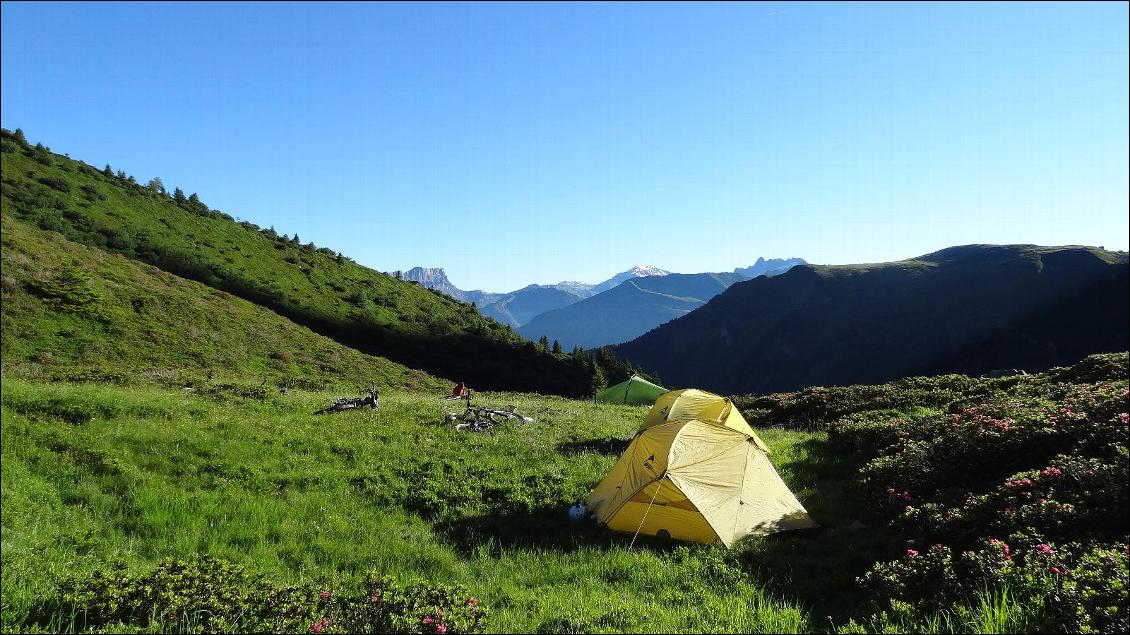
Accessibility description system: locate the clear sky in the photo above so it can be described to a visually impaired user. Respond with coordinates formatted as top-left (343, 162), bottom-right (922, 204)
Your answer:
top-left (3, 2), bottom-right (1127, 291)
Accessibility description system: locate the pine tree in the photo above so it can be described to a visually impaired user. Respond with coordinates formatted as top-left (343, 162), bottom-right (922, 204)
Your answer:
top-left (552, 340), bottom-right (562, 355)
top-left (538, 335), bottom-right (549, 352)
top-left (103, 164), bottom-right (113, 177)
top-left (173, 188), bottom-right (187, 204)
top-left (146, 177), bottom-right (166, 194)
top-left (13, 128), bottom-right (27, 145)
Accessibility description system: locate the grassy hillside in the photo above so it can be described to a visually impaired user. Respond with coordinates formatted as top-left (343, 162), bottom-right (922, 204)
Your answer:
top-left (616, 245), bottom-right (1129, 394)
top-left (0, 212), bottom-right (442, 392)
top-left (520, 272), bottom-right (745, 349)
top-left (2, 354), bottom-right (1124, 633)
top-left (0, 130), bottom-right (600, 396)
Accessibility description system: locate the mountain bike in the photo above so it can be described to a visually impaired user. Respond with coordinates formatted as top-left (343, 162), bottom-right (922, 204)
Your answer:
top-left (445, 402), bottom-right (533, 433)
top-left (314, 385), bottom-right (380, 415)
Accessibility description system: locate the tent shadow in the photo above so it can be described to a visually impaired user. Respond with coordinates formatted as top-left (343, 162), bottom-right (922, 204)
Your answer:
top-left (435, 505), bottom-right (647, 556)
top-left (731, 435), bottom-right (899, 623)
top-left (554, 437), bottom-right (631, 456)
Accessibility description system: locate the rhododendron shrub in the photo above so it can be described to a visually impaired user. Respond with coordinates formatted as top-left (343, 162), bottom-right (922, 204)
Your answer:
top-left (49, 557), bottom-right (487, 634)
top-left (760, 353), bottom-right (1129, 633)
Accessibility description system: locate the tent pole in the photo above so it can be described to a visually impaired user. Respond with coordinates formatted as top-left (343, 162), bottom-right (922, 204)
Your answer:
top-left (629, 473), bottom-right (665, 548)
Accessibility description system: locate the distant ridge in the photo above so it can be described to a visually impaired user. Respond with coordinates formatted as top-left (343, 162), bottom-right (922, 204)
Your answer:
top-left (399, 260), bottom-right (802, 330)
top-left (616, 244), bottom-right (1129, 395)
top-left (519, 272), bottom-right (746, 349)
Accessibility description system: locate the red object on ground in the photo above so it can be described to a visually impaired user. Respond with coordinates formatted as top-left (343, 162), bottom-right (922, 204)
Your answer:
top-left (453, 382), bottom-right (466, 397)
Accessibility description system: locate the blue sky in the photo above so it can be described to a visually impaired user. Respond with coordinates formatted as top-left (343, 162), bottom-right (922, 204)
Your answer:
top-left (2, 2), bottom-right (1127, 291)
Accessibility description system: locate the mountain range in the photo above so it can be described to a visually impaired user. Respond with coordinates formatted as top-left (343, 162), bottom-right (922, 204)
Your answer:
top-left (615, 244), bottom-right (1130, 395)
top-left (399, 261), bottom-right (804, 346)
top-left (517, 272), bottom-right (747, 349)
top-left (6, 128), bottom-right (1124, 401)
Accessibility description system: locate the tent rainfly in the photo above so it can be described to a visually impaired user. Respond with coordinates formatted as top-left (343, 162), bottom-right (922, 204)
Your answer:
top-left (595, 375), bottom-right (667, 406)
top-left (586, 389), bottom-right (814, 546)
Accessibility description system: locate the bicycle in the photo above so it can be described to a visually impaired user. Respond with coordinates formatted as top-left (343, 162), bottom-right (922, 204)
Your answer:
top-left (314, 385), bottom-right (380, 415)
top-left (445, 401), bottom-right (532, 433)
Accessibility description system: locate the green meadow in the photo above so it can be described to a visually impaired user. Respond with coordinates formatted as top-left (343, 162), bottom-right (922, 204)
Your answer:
top-left (2, 379), bottom-right (877, 633)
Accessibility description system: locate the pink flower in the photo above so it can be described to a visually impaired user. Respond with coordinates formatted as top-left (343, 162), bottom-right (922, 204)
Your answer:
top-left (468, 596), bottom-right (479, 607)
top-left (886, 487), bottom-right (897, 494)
top-left (1119, 413), bottom-right (1128, 425)
top-left (1049, 566), bottom-right (1062, 575)
top-left (320, 590), bottom-right (330, 600)
top-left (423, 617), bottom-right (434, 625)
top-left (370, 595), bottom-right (380, 604)
top-left (906, 549), bottom-right (919, 557)
top-left (1036, 543), bottom-right (1054, 555)
top-left (436, 626), bottom-right (447, 635)
top-left (310, 623), bottom-right (323, 634)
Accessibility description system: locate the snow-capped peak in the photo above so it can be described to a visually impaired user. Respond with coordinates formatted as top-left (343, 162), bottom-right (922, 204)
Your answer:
top-left (629, 265), bottom-right (669, 277)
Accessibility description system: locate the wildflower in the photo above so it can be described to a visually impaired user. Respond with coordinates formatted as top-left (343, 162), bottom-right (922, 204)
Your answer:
top-left (906, 549), bottom-right (919, 557)
top-left (436, 626), bottom-right (447, 634)
top-left (1120, 413), bottom-right (1128, 425)
top-left (1049, 566), bottom-right (1062, 575)
top-left (370, 595), bottom-right (380, 604)
top-left (468, 596), bottom-right (479, 607)
top-left (310, 623), bottom-right (324, 634)
top-left (886, 487), bottom-right (897, 494)
top-left (1036, 544), bottom-right (1054, 555)
top-left (320, 590), bottom-right (330, 600)
top-left (423, 616), bottom-right (434, 626)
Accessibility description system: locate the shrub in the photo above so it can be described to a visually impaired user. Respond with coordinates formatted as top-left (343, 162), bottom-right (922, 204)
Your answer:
top-left (46, 557), bottom-right (487, 634)
top-left (833, 353), bottom-right (1129, 633)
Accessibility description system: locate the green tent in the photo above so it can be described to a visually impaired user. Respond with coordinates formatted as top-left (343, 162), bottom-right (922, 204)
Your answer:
top-left (595, 375), bottom-right (667, 405)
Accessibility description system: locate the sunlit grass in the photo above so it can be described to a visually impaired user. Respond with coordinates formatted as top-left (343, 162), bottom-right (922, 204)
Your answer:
top-left (2, 380), bottom-right (853, 633)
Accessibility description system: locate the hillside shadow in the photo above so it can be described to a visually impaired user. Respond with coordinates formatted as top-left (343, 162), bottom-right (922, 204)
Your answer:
top-left (554, 437), bottom-right (630, 456)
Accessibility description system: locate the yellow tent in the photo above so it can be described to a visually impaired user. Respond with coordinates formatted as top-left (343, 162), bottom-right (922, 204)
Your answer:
top-left (586, 389), bottom-right (814, 547)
